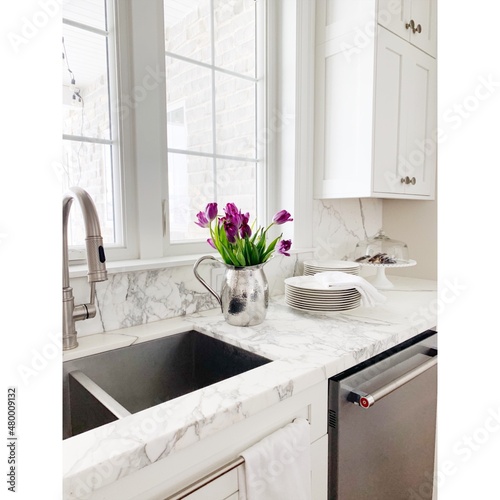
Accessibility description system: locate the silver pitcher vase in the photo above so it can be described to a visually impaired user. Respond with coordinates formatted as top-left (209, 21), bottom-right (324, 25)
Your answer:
top-left (193, 256), bottom-right (269, 326)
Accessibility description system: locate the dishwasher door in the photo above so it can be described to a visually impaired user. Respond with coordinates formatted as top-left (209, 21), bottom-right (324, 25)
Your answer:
top-left (328, 332), bottom-right (437, 500)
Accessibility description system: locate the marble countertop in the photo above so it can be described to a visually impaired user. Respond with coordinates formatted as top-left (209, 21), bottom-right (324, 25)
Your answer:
top-left (63, 276), bottom-right (437, 497)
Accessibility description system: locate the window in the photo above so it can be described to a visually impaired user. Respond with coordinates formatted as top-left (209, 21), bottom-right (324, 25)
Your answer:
top-left (62, 0), bottom-right (124, 258)
top-left (63, 0), bottom-right (266, 263)
top-left (163, 0), bottom-right (265, 252)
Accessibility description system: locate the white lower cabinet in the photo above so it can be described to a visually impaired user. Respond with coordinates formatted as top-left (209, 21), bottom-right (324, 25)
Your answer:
top-left (182, 466), bottom-right (240, 500)
top-left (180, 433), bottom-right (328, 500)
top-left (87, 381), bottom-right (328, 500)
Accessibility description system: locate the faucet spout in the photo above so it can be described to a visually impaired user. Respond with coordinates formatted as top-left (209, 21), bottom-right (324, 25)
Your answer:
top-left (63, 187), bottom-right (108, 350)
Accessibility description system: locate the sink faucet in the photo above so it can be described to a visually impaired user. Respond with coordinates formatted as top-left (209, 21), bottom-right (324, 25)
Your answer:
top-left (63, 187), bottom-right (107, 350)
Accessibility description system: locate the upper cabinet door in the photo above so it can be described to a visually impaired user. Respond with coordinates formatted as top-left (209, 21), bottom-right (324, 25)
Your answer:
top-left (378, 0), bottom-right (412, 42)
top-left (402, 42), bottom-right (437, 196)
top-left (378, 0), bottom-right (436, 58)
top-left (372, 26), bottom-right (436, 197)
top-left (313, 32), bottom-right (375, 199)
top-left (409, 0), bottom-right (437, 57)
top-left (372, 27), bottom-right (410, 195)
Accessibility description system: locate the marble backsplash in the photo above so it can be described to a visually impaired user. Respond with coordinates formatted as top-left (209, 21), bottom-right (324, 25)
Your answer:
top-left (71, 198), bottom-right (382, 337)
top-left (312, 198), bottom-right (382, 261)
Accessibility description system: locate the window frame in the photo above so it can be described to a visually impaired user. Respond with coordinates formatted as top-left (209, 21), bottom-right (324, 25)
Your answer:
top-left (63, 0), bottom-right (139, 262)
top-left (126, 0), bottom-right (269, 260)
top-left (66, 0), bottom-right (317, 270)
top-left (162, 0), bottom-right (268, 257)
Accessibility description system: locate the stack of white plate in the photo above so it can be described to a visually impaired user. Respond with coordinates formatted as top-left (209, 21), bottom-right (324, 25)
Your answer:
top-left (284, 276), bottom-right (361, 312)
top-left (303, 259), bottom-right (360, 276)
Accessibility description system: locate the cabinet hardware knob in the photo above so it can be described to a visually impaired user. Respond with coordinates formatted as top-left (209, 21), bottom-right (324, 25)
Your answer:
top-left (400, 177), bottom-right (406, 184)
top-left (410, 177), bottom-right (416, 185)
top-left (405, 19), bottom-right (422, 34)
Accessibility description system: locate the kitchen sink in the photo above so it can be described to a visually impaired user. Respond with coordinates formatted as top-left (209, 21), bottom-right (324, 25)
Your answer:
top-left (63, 330), bottom-right (271, 439)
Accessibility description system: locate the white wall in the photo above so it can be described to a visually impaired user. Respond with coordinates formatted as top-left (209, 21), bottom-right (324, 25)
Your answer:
top-left (382, 197), bottom-right (437, 280)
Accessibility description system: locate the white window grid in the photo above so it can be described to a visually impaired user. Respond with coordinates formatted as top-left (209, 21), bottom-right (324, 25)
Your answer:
top-left (164, 0), bottom-right (266, 251)
top-left (62, 0), bottom-right (125, 260)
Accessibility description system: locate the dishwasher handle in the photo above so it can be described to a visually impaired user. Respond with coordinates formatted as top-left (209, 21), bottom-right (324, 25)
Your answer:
top-left (349, 356), bottom-right (437, 409)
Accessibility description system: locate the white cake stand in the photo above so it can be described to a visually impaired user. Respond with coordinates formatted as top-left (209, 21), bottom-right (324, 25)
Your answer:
top-left (359, 259), bottom-right (417, 289)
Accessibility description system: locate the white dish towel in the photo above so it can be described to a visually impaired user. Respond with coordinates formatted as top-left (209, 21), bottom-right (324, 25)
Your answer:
top-left (313, 271), bottom-right (387, 307)
top-left (237, 418), bottom-right (311, 500)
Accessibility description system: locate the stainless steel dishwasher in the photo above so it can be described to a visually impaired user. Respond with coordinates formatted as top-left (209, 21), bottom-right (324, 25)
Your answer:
top-left (328, 330), bottom-right (437, 499)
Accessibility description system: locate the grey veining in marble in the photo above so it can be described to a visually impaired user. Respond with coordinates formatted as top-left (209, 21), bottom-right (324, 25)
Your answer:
top-left (312, 198), bottom-right (383, 260)
top-left (63, 277), bottom-right (437, 498)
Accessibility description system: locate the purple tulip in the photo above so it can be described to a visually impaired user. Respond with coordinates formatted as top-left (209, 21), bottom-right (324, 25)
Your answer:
top-left (207, 238), bottom-right (216, 249)
top-left (277, 239), bottom-right (292, 256)
top-left (223, 203), bottom-right (245, 228)
top-left (195, 211), bottom-right (210, 228)
top-left (240, 224), bottom-right (252, 238)
top-left (273, 210), bottom-right (293, 225)
top-left (205, 203), bottom-right (218, 221)
top-left (224, 221), bottom-right (238, 243)
top-left (224, 203), bottom-right (239, 217)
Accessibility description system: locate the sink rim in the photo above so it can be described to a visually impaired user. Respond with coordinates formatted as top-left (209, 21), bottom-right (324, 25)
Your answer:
top-left (63, 328), bottom-right (274, 440)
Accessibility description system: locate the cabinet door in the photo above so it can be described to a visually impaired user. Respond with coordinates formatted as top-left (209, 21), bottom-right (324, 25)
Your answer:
top-left (378, 0), bottom-right (411, 42)
top-left (314, 33), bottom-right (375, 198)
top-left (372, 27), bottom-right (410, 195)
top-left (373, 27), bottom-right (436, 198)
top-left (378, 0), bottom-right (436, 57)
top-left (409, 0), bottom-right (437, 57)
top-left (401, 41), bottom-right (437, 196)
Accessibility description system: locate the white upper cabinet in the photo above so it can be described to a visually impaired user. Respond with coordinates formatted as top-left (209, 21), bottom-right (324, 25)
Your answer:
top-left (378, 0), bottom-right (436, 57)
top-left (313, 0), bottom-right (437, 200)
top-left (372, 26), bottom-right (436, 196)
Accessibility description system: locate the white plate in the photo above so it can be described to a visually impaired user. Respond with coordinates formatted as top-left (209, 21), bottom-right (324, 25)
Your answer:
top-left (304, 259), bottom-right (360, 270)
top-left (304, 269), bottom-right (358, 276)
top-left (285, 301), bottom-right (359, 311)
top-left (285, 286), bottom-right (360, 297)
top-left (285, 300), bottom-right (361, 310)
top-left (285, 298), bottom-right (361, 308)
top-left (285, 288), bottom-right (360, 300)
top-left (285, 299), bottom-right (360, 312)
top-left (285, 290), bottom-right (360, 300)
top-left (285, 276), bottom-right (359, 292)
top-left (285, 290), bottom-right (360, 302)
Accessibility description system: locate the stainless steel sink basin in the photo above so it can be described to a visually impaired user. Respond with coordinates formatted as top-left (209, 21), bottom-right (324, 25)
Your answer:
top-left (63, 330), bottom-right (271, 439)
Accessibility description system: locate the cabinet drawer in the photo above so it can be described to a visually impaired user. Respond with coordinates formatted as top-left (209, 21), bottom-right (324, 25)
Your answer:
top-left (182, 466), bottom-right (241, 500)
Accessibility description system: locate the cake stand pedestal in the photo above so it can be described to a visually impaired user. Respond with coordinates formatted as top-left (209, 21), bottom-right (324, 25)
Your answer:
top-left (360, 260), bottom-right (417, 290)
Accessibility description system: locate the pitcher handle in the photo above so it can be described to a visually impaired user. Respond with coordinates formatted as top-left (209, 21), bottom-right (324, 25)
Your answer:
top-left (193, 255), bottom-right (222, 311)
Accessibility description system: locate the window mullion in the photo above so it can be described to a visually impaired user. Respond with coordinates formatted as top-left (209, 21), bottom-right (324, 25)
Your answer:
top-left (105, 0), bottom-right (120, 248)
top-left (63, 134), bottom-right (113, 145)
top-left (129, 0), bottom-right (167, 259)
top-left (62, 18), bottom-right (109, 36)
